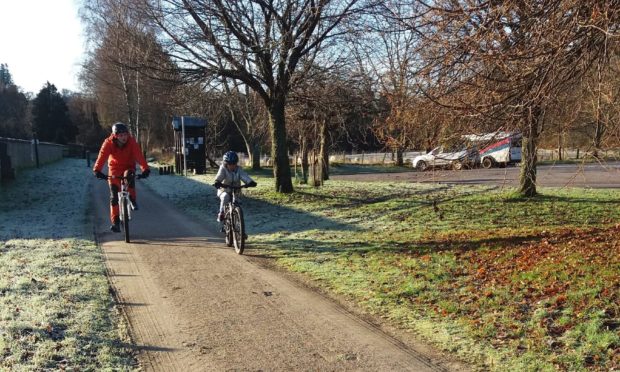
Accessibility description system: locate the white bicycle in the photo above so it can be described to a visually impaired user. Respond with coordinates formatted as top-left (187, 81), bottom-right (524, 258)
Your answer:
top-left (102, 172), bottom-right (145, 243)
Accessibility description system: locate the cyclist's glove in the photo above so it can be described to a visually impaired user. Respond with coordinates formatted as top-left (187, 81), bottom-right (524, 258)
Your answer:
top-left (213, 181), bottom-right (223, 189)
top-left (247, 181), bottom-right (257, 188)
top-left (94, 171), bottom-right (107, 180)
top-left (141, 169), bottom-right (150, 179)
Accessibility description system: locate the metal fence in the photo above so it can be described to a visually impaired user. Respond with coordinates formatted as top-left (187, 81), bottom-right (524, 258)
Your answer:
top-left (218, 148), bottom-right (620, 169)
top-left (236, 152), bottom-right (426, 167)
top-left (326, 149), bottom-right (620, 166)
top-left (328, 151), bottom-right (425, 165)
top-left (537, 148), bottom-right (620, 161)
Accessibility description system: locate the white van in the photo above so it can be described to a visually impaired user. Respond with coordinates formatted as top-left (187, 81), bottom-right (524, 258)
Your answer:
top-left (476, 133), bottom-right (522, 168)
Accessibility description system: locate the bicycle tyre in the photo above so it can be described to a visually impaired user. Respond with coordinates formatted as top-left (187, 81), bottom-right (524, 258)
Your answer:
top-left (122, 197), bottom-right (130, 243)
top-left (232, 206), bottom-right (245, 254)
top-left (224, 212), bottom-right (233, 247)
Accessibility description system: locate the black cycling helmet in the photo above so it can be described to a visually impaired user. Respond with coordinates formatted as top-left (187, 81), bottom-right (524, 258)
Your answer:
top-left (223, 151), bottom-right (239, 165)
top-left (112, 122), bottom-right (129, 134)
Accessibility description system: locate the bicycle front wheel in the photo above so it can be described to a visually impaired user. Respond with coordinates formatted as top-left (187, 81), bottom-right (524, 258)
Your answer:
top-left (224, 219), bottom-right (233, 247)
top-left (121, 197), bottom-right (130, 243)
top-left (232, 206), bottom-right (245, 254)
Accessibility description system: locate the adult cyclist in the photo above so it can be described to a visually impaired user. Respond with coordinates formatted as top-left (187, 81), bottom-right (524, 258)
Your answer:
top-left (93, 122), bottom-right (150, 232)
top-left (213, 151), bottom-right (256, 221)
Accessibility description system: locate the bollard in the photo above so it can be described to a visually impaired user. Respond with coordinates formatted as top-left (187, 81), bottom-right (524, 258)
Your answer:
top-left (158, 166), bottom-right (163, 175)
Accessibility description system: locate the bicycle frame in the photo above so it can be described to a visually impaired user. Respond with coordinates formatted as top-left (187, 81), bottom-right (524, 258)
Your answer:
top-left (118, 178), bottom-right (133, 223)
top-left (103, 173), bottom-right (142, 243)
top-left (223, 190), bottom-right (241, 228)
top-left (219, 185), bottom-right (247, 254)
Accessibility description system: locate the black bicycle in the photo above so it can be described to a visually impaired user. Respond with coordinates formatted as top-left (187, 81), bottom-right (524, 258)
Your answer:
top-left (101, 172), bottom-right (145, 243)
top-left (215, 184), bottom-right (250, 254)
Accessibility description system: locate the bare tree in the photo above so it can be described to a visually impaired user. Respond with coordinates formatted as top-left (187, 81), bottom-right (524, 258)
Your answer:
top-left (582, 53), bottom-right (620, 157)
top-left (221, 80), bottom-right (269, 170)
top-left (354, 2), bottom-right (425, 165)
top-left (81, 0), bottom-right (178, 150)
top-left (410, 0), bottom-right (620, 196)
top-left (135, 0), bottom-right (379, 192)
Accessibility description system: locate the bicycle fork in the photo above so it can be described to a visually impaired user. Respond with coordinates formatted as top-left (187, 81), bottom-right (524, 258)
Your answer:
top-left (118, 191), bottom-right (133, 221)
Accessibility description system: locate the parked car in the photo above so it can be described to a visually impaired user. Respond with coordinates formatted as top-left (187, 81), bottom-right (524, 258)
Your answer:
top-left (412, 145), bottom-right (479, 171)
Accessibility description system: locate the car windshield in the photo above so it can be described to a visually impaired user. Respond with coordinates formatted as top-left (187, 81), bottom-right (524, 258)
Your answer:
top-left (445, 144), bottom-right (466, 153)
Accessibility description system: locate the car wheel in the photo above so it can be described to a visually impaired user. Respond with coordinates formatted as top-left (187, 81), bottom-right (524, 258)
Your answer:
top-left (452, 160), bottom-right (463, 170)
top-left (482, 157), bottom-right (494, 169)
top-left (416, 160), bottom-right (428, 171)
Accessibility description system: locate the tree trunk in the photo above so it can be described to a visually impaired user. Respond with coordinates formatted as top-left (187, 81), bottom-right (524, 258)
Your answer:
top-left (300, 136), bottom-right (309, 184)
top-left (593, 118), bottom-right (604, 159)
top-left (118, 65), bottom-right (134, 131)
top-left (311, 149), bottom-right (322, 187)
top-left (269, 97), bottom-right (294, 193)
top-left (251, 143), bottom-right (261, 170)
top-left (396, 147), bottom-right (404, 166)
top-left (319, 119), bottom-right (329, 181)
top-left (135, 71), bottom-right (141, 149)
top-left (519, 134), bottom-right (537, 196)
top-left (519, 108), bottom-right (542, 197)
top-left (557, 129), bottom-right (563, 161)
top-left (593, 57), bottom-right (604, 159)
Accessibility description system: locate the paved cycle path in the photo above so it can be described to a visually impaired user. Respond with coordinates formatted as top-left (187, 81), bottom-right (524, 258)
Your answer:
top-left (91, 177), bottom-right (466, 371)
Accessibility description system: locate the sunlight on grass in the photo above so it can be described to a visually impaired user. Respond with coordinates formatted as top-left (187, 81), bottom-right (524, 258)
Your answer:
top-left (143, 169), bottom-right (620, 371)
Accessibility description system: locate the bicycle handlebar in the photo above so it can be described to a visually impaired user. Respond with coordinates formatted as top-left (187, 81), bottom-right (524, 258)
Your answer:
top-left (213, 184), bottom-right (250, 190)
top-left (100, 173), bottom-right (146, 180)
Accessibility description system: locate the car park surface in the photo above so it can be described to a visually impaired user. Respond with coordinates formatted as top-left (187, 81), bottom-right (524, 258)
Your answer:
top-left (332, 162), bottom-right (620, 188)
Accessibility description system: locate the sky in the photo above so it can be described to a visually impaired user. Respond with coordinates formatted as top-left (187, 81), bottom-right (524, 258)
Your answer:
top-left (0, 0), bottom-right (86, 94)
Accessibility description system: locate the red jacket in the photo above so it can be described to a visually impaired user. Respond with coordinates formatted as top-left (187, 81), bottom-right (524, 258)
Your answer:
top-left (93, 134), bottom-right (149, 176)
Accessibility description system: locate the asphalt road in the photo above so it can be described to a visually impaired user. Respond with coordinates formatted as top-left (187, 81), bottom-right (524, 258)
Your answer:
top-left (332, 162), bottom-right (620, 188)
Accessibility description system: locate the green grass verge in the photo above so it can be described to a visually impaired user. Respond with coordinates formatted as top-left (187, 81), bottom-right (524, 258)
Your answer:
top-left (143, 169), bottom-right (620, 371)
top-left (0, 159), bottom-right (135, 370)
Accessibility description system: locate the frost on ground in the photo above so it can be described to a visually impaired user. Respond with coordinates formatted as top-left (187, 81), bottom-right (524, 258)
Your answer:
top-left (141, 172), bottom-right (353, 244)
top-left (0, 159), bottom-right (134, 370)
top-left (142, 172), bottom-right (461, 250)
top-left (0, 159), bottom-right (92, 240)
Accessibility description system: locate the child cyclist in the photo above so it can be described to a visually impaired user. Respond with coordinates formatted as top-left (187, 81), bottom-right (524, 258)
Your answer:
top-left (213, 151), bottom-right (257, 221)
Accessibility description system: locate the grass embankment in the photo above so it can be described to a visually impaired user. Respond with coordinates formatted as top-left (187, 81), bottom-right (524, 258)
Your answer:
top-left (0, 159), bottom-right (135, 370)
top-left (145, 168), bottom-right (619, 371)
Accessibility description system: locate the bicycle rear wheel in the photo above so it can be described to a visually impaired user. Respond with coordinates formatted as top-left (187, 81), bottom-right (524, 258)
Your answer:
top-left (121, 197), bottom-right (130, 243)
top-left (232, 206), bottom-right (245, 254)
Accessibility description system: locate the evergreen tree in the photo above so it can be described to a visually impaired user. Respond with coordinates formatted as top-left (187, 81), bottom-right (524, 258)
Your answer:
top-left (31, 82), bottom-right (77, 144)
top-left (0, 64), bottom-right (30, 139)
top-left (0, 63), bottom-right (13, 87)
